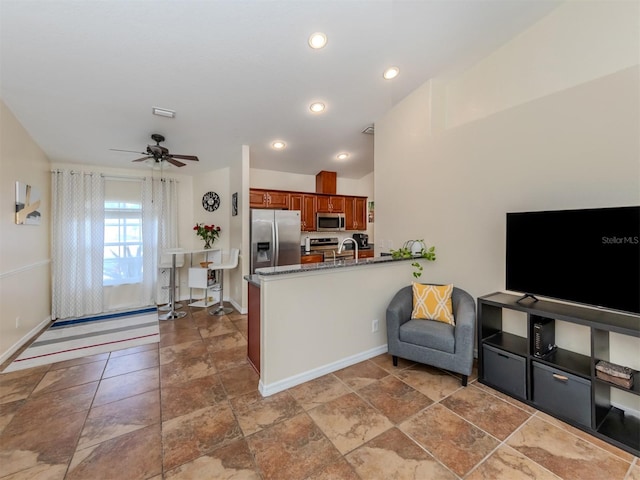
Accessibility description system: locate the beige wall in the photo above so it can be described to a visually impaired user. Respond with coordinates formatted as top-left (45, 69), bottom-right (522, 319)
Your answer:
top-left (0, 100), bottom-right (52, 363)
top-left (375, 1), bottom-right (639, 411)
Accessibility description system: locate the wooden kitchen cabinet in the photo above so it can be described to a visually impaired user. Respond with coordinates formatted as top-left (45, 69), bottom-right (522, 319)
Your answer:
top-left (249, 189), bottom-right (290, 209)
top-left (358, 249), bottom-right (374, 259)
top-left (289, 193), bottom-right (317, 231)
top-left (345, 196), bottom-right (367, 231)
top-left (300, 253), bottom-right (324, 264)
top-left (316, 195), bottom-right (345, 213)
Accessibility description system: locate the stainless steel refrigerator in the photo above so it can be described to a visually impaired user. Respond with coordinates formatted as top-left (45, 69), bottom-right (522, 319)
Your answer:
top-left (250, 209), bottom-right (301, 273)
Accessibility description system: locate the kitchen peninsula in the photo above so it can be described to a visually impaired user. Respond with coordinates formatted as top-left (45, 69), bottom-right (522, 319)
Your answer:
top-left (245, 255), bottom-right (423, 396)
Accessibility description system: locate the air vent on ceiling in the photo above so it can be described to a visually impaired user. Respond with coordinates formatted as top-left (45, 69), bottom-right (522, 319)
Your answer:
top-left (362, 125), bottom-right (375, 135)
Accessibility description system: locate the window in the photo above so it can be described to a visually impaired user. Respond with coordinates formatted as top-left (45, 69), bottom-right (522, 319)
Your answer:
top-left (103, 201), bottom-right (143, 286)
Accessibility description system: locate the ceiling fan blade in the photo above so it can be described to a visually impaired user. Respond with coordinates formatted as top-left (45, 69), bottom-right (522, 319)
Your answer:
top-left (169, 154), bottom-right (199, 161)
top-left (132, 156), bottom-right (152, 162)
top-left (167, 158), bottom-right (186, 167)
top-left (110, 148), bottom-right (147, 155)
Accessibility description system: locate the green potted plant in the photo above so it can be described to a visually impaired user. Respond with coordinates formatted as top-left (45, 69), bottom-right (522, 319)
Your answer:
top-left (390, 240), bottom-right (436, 278)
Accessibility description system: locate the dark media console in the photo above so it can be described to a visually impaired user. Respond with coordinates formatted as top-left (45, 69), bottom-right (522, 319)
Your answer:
top-left (478, 292), bottom-right (640, 456)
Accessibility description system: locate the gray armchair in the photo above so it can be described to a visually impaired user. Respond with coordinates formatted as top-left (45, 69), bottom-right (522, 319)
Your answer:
top-left (386, 285), bottom-right (476, 386)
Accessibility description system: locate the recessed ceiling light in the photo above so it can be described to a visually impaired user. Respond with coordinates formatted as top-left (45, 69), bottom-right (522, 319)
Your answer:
top-left (383, 66), bottom-right (400, 80)
top-left (309, 102), bottom-right (325, 113)
top-left (336, 153), bottom-right (349, 160)
top-left (308, 32), bottom-right (327, 49)
top-left (152, 107), bottom-right (176, 118)
top-left (272, 141), bottom-right (286, 150)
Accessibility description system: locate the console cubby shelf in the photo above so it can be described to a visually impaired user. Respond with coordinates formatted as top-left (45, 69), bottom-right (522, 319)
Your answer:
top-left (478, 292), bottom-right (640, 456)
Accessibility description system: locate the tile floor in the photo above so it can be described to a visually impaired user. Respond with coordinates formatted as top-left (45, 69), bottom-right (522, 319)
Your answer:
top-left (1, 307), bottom-right (639, 479)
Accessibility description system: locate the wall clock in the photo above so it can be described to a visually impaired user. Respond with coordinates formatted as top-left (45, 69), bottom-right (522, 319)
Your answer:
top-left (202, 191), bottom-right (220, 212)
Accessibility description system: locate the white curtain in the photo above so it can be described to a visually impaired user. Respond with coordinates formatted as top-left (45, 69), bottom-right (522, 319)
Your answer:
top-left (51, 170), bottom-right (105, 319)
top-left (141, 177), bottom-right (179, 306)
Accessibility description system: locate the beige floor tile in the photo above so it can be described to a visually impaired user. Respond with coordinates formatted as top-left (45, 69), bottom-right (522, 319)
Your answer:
top-left (393, 363), bottom-right (463, 401)
top-left (399, 403), bottom-right (499, 477)
top-left (32, 361), bottom-right (106, 395)
top-left (288, 374), bottom-right (351, 411)
top-left (161, 401), bottom-right (242, 472)
top-left (159, 340), bottom-right (217, 386)
top-left (333, 360), bottom-right (389, 390)
top-left (93, 366), bottom-right (159, 407)
top-left (102, 348), bottom-right (159, 378)
top-left (308, 392), bottom-right (393, 455)
top-left (210, 345), bottom-right (249, 372)
top-left (346, 427), bottom-right (457, 480)
top-left (466, 444), bottom-right (562, 480)
top-left (161, 373), bottom-right (226, 421)
top-left (230, 390), bottom-right (302, 436)
top-left (67, 423), bottom-right (162, 479)
top-left (78, 389), bottom-right (160, 449)
top-left (507, 416), bottom-right (631, 480)
top-left (246, 412), bottom-right (341, 480)
top-left (441, 383), bottom-right (531, 440)
top-left (0, 366), bottom-right (50, 404)
top-left (217, 364), bottom-right (259, 398)
top-left (0, 410), bottom-right (87, 477)
top-left (357, 374), bottom-right (433, 425)
top-left (164, 438), bottom-right (260, 479)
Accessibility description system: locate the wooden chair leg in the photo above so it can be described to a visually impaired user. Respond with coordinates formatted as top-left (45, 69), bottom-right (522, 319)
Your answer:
top-left (461, 374), bottom-right (468, 387)
top-left (392, 355), bottom-right (398, 367)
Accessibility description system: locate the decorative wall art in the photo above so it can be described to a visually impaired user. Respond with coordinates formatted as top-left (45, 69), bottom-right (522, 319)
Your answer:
top-left (15, 181), bottom-right (41, 225)
top-left (232, 192), bottom-right (238, 216)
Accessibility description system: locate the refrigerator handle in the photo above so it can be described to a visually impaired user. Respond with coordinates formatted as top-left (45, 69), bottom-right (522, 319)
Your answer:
top-left (272, 219), bottom-right (279, 267)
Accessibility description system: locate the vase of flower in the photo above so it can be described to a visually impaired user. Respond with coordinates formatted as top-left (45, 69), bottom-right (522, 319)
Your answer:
top-left (194, 223), bottom-right (221, 250)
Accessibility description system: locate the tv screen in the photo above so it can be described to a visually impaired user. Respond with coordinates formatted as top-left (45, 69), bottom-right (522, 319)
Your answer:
top-left (506, 206), bottom-right (640, 314)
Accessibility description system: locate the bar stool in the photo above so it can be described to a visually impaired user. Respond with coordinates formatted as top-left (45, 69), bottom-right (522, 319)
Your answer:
top-left (158, 248), bottom-right (185, 319)
top-left (209, 248), bottom-right (239, 316)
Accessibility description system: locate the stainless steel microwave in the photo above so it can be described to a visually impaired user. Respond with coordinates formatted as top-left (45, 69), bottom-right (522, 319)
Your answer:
top-left (316, 212), bottom-right (345, 231)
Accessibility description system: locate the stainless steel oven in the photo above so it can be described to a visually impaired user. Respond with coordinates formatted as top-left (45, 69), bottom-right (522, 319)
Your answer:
top-left (316, 212), bottom-right (345, 231)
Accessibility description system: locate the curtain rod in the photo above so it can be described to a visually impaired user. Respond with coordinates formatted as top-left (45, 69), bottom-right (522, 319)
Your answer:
top-left (50, 170), bottom-right (179, 182)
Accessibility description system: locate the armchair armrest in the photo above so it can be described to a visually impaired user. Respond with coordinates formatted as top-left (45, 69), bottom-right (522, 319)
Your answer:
top-left (386, 285), bottom-right (413, 333)
top-left (452, 288), bottom-right (476, 356)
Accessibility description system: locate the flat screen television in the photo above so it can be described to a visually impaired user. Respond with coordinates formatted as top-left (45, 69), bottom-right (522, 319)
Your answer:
top-left (506, 206), bottom-right (640, 315)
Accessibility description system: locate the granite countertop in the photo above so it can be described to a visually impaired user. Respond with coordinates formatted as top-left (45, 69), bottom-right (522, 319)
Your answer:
top-left (251, 253), bottom-right (414, 277)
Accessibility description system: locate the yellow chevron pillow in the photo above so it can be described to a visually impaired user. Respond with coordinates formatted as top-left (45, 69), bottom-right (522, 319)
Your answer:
top-left (411, 283), bottom-right (455, 325)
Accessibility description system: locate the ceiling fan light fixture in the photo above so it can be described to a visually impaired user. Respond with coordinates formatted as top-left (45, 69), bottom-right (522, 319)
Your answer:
top-left (383, 66), bottom-right (400, 80)
top-left (272, 141), bottom-right (286, 150)
top-left (308, 32), bottom-right (327, 49)
top-left (152, 107), bottom-right (176, 118)
top-left (309, 102), bottom-right (325, 113)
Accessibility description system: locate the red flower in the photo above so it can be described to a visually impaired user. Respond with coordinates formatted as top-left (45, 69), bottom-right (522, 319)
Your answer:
top-left (194, 223), bottom-right (221, 245)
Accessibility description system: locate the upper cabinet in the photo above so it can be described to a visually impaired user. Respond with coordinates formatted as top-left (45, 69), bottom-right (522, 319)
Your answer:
top-left (289, 193), bottom-right (317, 231)
top-left (249, 189), bottom-right (290, 209)
top-left (345, 196), bottom-right (367, 231)
top-left (316, 195), bottom-right (345, 213)
top-left (250, 188), bottom-right (366, 232)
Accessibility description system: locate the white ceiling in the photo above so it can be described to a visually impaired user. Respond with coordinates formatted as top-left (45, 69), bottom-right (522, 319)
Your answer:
top-left (1, 0), bottom-right (560, 179)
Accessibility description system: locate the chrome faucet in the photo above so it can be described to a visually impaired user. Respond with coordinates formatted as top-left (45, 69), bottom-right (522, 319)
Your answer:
top-left (337, 237), bottom-right (358, 260)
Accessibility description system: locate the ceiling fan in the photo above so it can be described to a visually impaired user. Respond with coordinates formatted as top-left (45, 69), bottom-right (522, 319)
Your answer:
top-left (110, 133), bottom-right (199, 167)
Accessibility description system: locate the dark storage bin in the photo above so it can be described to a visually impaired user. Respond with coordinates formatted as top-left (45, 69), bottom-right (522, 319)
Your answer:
top-left (483, 344), bottom-right (526, 399)
top-left (532, 361), bottom-right (591, 428)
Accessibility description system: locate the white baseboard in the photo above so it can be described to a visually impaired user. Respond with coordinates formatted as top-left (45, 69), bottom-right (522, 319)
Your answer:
top-left (0, 316), bottom-right (51, 366)
top-left (259, 344), bottom-right (388, 397)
